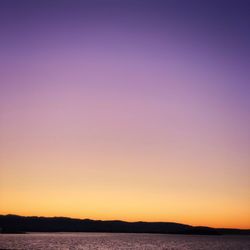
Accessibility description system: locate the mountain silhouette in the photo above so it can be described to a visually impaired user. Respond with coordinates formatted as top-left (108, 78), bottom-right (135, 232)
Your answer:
top-left (0, 215), bottom-right (249, 235)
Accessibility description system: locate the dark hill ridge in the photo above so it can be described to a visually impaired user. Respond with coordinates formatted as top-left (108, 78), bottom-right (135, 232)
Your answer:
top-left (0, 215), bottom-right (249, 235)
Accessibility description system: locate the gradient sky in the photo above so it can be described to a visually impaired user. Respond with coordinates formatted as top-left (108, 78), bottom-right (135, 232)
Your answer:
top-left (0, 0), bottom-right (249, 229)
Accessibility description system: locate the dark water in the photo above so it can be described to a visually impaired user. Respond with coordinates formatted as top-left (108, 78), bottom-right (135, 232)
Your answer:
top-left (0, 233), bottom-right (249, 250)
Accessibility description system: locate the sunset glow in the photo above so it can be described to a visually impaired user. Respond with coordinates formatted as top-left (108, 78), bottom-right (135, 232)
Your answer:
top-left (0, 0), bottom-right (249, 229)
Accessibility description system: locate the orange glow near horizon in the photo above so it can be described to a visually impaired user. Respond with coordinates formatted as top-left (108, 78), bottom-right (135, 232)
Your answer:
top-left (1, 142), bottom-right (249, 229)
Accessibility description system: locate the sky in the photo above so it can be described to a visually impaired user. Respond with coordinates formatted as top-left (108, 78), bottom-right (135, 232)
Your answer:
top-left (0, 0), bottom-right (249, 229)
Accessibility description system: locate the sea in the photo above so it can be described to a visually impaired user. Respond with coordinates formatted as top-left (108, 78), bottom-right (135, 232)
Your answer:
top-left (0, 232), bottom-right (249, 250)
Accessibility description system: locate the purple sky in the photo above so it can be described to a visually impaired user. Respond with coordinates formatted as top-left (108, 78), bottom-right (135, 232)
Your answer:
top-left (0, 0), bottom-right (249, 228)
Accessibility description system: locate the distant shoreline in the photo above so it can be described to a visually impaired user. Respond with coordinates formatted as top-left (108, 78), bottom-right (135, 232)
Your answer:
top-left (1, 215), bottom-right (250, 235)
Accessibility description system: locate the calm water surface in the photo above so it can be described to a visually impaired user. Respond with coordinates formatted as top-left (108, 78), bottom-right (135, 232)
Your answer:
top-left (0, 233), bottom-right (249, 250)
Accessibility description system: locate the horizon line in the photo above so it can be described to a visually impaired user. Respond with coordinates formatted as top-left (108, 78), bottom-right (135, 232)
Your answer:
top-left (2, 214), bottom-right (249, 231)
